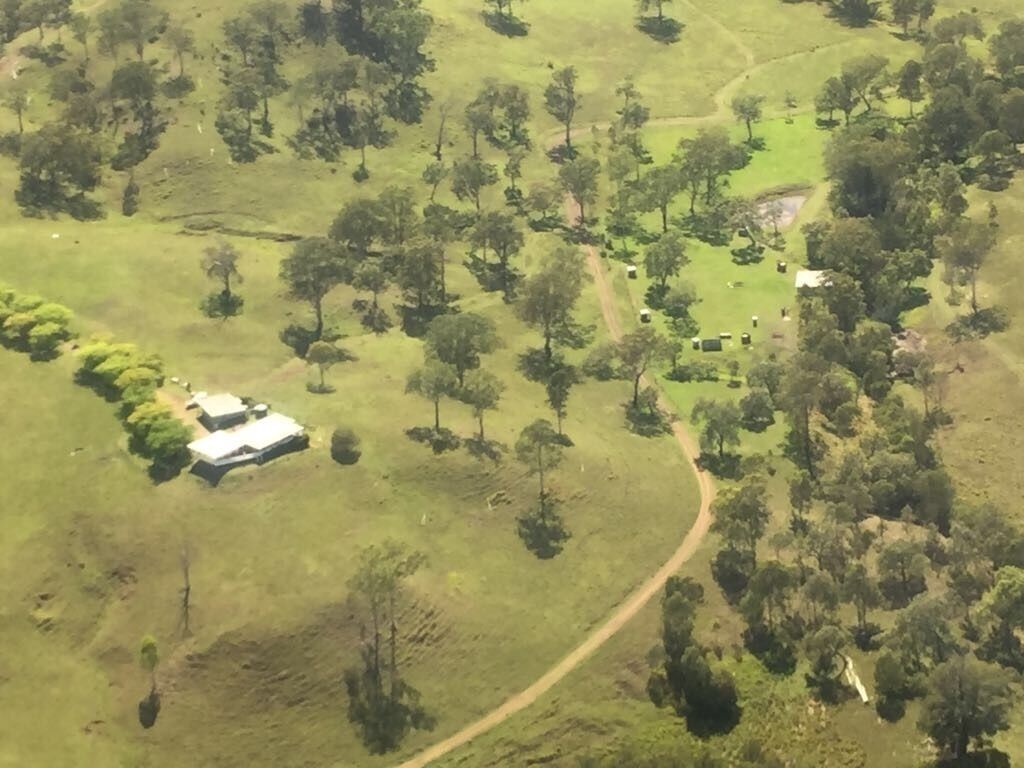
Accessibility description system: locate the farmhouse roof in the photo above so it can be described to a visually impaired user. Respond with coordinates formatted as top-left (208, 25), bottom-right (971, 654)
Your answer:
top-left (195, 393), bottom-right (247, 419)
top-left (187, 413), bottom-right (304, 463)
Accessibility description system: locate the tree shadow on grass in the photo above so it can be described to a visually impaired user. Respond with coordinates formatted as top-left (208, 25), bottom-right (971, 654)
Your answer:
top-left (636, 16), bottom-right (684, 43)
top-left (481, 10), bottom-right (529, 37)
top-left (517, 493), bottom-right (570, 560)
top-left (624, 401), bottom-right (672, 437)
top-left (279, 324), bottom-right (336, 358)
top-left (406, 426), bottom-right (462, 455)
top-left (695, 452), bottom-right (742, 479)
top-left (465, 436), bottom-right (505, 462)
top-left (731, 244), bottom-right (766, 265)
top-left (946, 307), bottom-right (1010, 342)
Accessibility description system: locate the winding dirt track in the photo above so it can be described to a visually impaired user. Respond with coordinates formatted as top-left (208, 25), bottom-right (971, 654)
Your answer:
top-left (395, 250), bottom-right (717, 768)
top-left (389, 7), bottom-right (787, 768)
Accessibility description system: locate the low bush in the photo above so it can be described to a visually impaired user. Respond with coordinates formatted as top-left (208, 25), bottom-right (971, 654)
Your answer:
top-left (331, 428), bottom-right (362, 465)
top-left (0, 285), bottom-right (75, 360)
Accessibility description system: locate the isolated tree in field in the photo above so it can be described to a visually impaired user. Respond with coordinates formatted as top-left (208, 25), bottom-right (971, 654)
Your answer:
top-left (344, 540), bottom-right (432, 753)
top-left (545, 66), bottom-right (579, 152)
top-left (352, 262), bottom-right (391, 333)
top-left (503, 146), bottom-right (526, 198)
top-left (545, 363), bottom-right (578, 436)
top-left (306, 341), bottom-right (345, 393)
top-left (731, 94), bottom-right (765, 144)
top-left (691, 398), bottom-right (742, 460)
top-left (515, 419), bottom-right (570, 558)
top-left (452, 155), bottom-right (499, 213)
top-left (460, 369), bottom-right (504, 441)
top-left (676, 128), bottom-right (745, 209)
top-left (165, 23), bottom-right (196, 79)
top-left (517, 250), bottom-right (586, 361)
top-left (280, 238), bottom-right (350, 342)
top-left (618, 326), bottom-right (670, 407)
top-left (118, 0), bottom-right (169, 60)
top-left (740, 388), bottom-right (775, 433)
top-left (398, 238), bottom-right (445, 316)
top-left (940, 218), bottom-right (996, 316)
top-left (516, 419), bottom-right (564, 504)
top-left (637, 0), bottom-right (672, 21)
top-left (645, 231), bottom-right (689, 292)
top-left (406, 360), bottom-right (458, 431)
top-left (641, 164), bottom-right (683, 232)
top-left (558, 155), bottom-right (600, 225)
top-left (2, 82), bottom-right (29, 135)
top-left (421, 161), bottom-right (448, 202)
top-left (470, 210), bottom-right (524, 301)
top-left (425, 313), bottom-right (500, 386)
top-left (378, 186), bottom-right (419, 248)
top-left (200, 241), bottom-right (244, 317)
top-left (918, 655), bottom-right (1014, 762)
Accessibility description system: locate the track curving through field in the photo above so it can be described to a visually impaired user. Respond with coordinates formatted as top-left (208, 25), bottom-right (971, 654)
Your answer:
top-left (395, 8), bottom-right (850, 768)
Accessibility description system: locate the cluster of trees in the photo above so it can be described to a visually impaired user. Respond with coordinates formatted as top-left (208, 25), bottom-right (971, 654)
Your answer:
top-left (278, 187), bottom-right (459, 351)
top-left (698, 388), bottom-right (1023, 760)
top-left (812, 21), bottom-right (1022, 333)
top-left (0, 0), bottom-right (73, 46)
top-left (259, 0), bottom-right (435, 175)
top-left (644, 12), bottom-right (1024, 762)
top-left (647, 577), bottom-right (740, 734)
top-left (75, 338), bottom-right (192, 479)
top-left (603, 76), bottom-right (765, 277)
top-left (0, 284), bottom-right (75, 360)
top-left (7, 0), bottom-right (195, 218)
top-left (786, 0), bottom-right (935, 30)
top-left (344, 540), bottom-right (434, 752)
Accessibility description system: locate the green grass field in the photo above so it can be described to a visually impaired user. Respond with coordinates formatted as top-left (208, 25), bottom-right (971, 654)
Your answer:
top-left (2, 0), bottom-right (1024, 766)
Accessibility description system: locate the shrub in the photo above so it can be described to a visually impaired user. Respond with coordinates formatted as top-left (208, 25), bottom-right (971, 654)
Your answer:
top-left (0, 291), bottom-right (74, 358)
top-left (667, 361), bottom-right (719, 383)
top-left (331, 428), bottom-right (362, 465)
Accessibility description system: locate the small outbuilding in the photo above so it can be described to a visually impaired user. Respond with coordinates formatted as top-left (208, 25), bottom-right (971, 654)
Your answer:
top-left (640, 308), bottom-right (652, 324)
top-left (190, 392), bottom-right (248, 430)
top-left (627, 265), bottom-right (638, 279)
top-left (741, 333), bottom-right (752, 346)
top-left (701, 338), bottom-right (723, 352)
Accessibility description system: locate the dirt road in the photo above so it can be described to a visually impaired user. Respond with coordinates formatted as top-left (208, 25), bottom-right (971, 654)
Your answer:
top-left (394, 207), bottom-right (717, 768)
